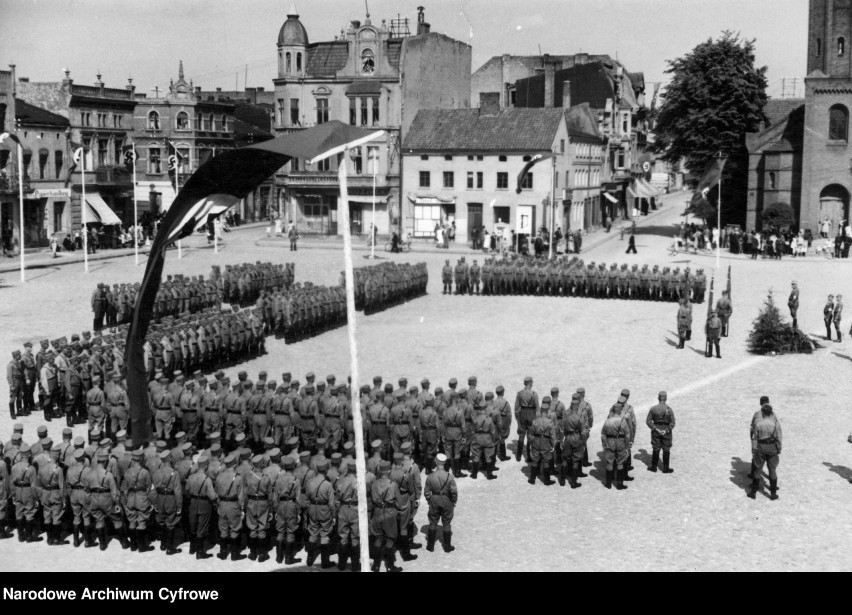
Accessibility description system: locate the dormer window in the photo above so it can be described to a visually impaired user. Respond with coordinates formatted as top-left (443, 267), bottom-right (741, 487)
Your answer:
top-left (361, 49), bottom-right (375, 75)
top-left (839, 37), bottom-right (845, 57)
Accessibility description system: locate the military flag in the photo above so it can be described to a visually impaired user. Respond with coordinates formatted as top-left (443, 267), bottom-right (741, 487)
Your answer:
top-left (166, 139), bottom-right (184, 194)
top-left (64, 140), bottom-right (89, 187)
top-left (515, 153), bottom-right (554, 194)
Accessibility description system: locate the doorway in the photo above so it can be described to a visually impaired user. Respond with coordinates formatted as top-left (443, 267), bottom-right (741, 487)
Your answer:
top-left (348, 202), bottom-right (363, 235)
top-left (467, 203), bottom-right (483, 243)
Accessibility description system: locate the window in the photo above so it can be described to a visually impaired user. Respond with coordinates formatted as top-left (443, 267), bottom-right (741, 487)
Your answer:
top-left (768, 171), bottom-right (776, 189)
top-left (277, 99), bottom-right (285, 126)
top-left (420, 155), bottom-right (429, 161)
top-left (622, 115), bottom-right (629, 134)
top-left (829, 104), bottom-right (849, 141)
top-left (467, 172), bottom-right (474, 189)
top-left (114, 138), bottom-right (122, 165)
top-left (22, 150), bottom-right (32, 177)
top-left (147, 111), bottom-right (160, 130)
top-left (286, 52), bottom-right (292, 73)
top-left (291, 158), bottom-right (299, 172)
top-left (361, 49), bottom-right (375, 75)
top-left (81, 112), bottom-right (90, 127)
top-left (493, 206), bottom-right (510, 225)
top-left (353, 148), bottom-right (363, 174)
top-left (496, 172), bottom-right (508, 190)
top-left (413, 204), bottom-right (442, 237)
top-left (817, 38), bottom-right (822, 57)
top-left (372, 97), bottom-right (379, 125)
top-left (467, 155), bottom-right (474, 161)
top-left (477, 155), bottom-right (483, 161)
top-left (290, 98), bottom-right (300, 126)
top-left (176, 111), bottom-right (189, 130)
top-left (520, 172), bottom-right (533, 190)
top-left (221, 115), bottom-right (228, 132)
top-left (444, 155), bottom-right (453, 161)
top-left (565, 171), bottom-right (570, 187)
top-left (443, 171), bottom-right (454, 188)
top-left (296, 52), bottom-right (302, 72)
top-left (98, 139), bottom-right (109, 166)
top-left (317, 158), bottom-right (330, 172)
top-left (148, 147), bottom-right (161, 173)
top-left (54, 151), bottom-right (63, 177)
top-left (560, 139), bottom-right (565, 154)
top-left (350, 98), bottom-right (358, 125)
top-left (98, 113), bottom-right (107, 127)
top-left (205, 114), bottom-right (214, 131)
top-left (367, 146), bottom-right (379, 175)
top-left (360, 98), bottom-right (368, 126)
top-left (419, 171), bottom-right (430, 188)
top-left (840, 37), bottom-right (846, 56)
top-left (316, 98), bottom-right (329, 124)
top-left (53, 202), bottom-right (65, 232)
top-left (113, 114), bottom-right (122, 128)
top-left (38, 150), bottom-right (48, 179)
top-left (522, 155), bottom-right (531, 162)
top-left (476, 171), bottom-right (483, 189)
top-left (617, 149), bottom-right (626, 169)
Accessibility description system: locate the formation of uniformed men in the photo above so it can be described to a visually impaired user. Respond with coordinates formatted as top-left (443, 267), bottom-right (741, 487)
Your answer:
top-left (91, 261), bottom-right (295, 330)
top-left (352, 262), bottom-right (429, 314)
top-left (443, 255), bottom-right (707, 302)
top-left (257, 282), bottom-right (347, 344)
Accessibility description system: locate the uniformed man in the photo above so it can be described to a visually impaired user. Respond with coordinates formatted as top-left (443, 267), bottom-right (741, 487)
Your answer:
top-left (105, 372), bottom-right (129, 439)
top-left (469, 400), bottom-right (497, 480)
top-left (21, 342), bottom-right (38, 415)
top-left (442, 391), bottom-right (466, 478)
top-left (369, 460), bottom-right (403, 572)
top-left (469, 259), bottom-right (482, 295)
top-left (152, 376), bottom-right (177, 442)
top-left (11, 444), bottom-right (41, 542)
top-left (39, 351), bottom-right (60, 423)
top-left (0, 442), bottom-right (11, 540)
top-left (272, 455), bottom-right (302, 565)
top-left (152, 450), bottom-right (183, 555)
top-left (676, 297), bottom-right (691, 349)
top-left (601, 398), bottom-right (631, 490)
top-left (65, 448), bottom-right (90, 547)
top-left (215, 453), bottom-right (246, 561)
top-left (8, 350), bottom-right (25, 419)
top-left (244, 454), bottom-right (272, 562)
top-left (388, 451), bottom-right (419, 561)
top-left (716, 290), bottom-right (733, 337)
top-left (334, 458), bottom-right (363, 571)
top-left (304, 457), bottom-right (337, 569)
top-left (493, 385), bottom-right (512, 461)
top-left (528, 397), bottom-right (555, 485)
top-left (646, 391), bottom-right (676, 473)
top-left (749, 403), bottom-right (782, 500)
top-left (37, 444), bottom-right (67, 545)
top-left (514, 376), bottom-right (539, 462)
top-left (424, 453), bottom-right (457, 553)
top-left (85, 449), bottom-right (129, 550)
top-left (560, 393), bottom-right (588, 488)
top-left (121, 449), bottom-right (154, 553)
top-left (706, 309), bottom-right (722, 358)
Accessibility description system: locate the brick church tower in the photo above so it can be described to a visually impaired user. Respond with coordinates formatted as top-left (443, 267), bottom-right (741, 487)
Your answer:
top-left (801, 0), bottom-right (852, 232)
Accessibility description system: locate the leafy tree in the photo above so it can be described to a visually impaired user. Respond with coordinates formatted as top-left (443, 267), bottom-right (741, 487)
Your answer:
top-left (748, 291), bottom-right (818, 355)
top-left (653, 31), bottom-right (769, 226)
top-left (760, 202), bottom-right (795, 230)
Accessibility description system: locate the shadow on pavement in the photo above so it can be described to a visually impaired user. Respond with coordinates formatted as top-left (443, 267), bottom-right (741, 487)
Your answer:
top-left (688, 345), bottom-right (708, 357)
top-left (589, 450), bottom-right (607, 486)
top-left (634, 448), bottom-right (654, 470)
top-left (822, 461), bottom-right (852, 483)
top-left (729, 456), bottom-right (756, 493)
top-left (634, 225), bottom-right (680, 238)
top-left (664, 336), bottom-right (678, 348)
top-left (831, 351), bottom-right (852, 362)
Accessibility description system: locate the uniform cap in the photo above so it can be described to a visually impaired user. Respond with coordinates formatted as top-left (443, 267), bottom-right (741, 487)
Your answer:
top-left (224, 453), bottom-right (237, 465)
top-left (115, 430), bottom-right (127, 440)
top-left (305, 372), bottom-right (315, 380)
top-left (550, 387), bottom-right (559, 395)
top-left (316, 437), bottom-right (327, 446)
top-left (576, 387), bottom-right (585, 394)
top-left (237, 371), bottom-right (247, 379)
top-left (181, 442), bottom-right (193, 452)
top-left (400, 442), bottom-right (412, 454)
top-left (298, 451), bottom-right (311, 459)
top-left (571, 393), bottom-right (581, 401)
top-left (373, 376), bottom-right (382, 384)
top-left (541, 396), bottom-right (551, 406)
top-left (251, 454), bottom-right (264, 466)
top-left (268, 448), bottom-right (281, 459)
top-left (73, 436), bottom-right (85, 446)
top-left (196, 456), bottom-right (210, 467)
top-left (73, 449), bottom-right (86, 460)
top-left (370, 439), bottom-right (383, 450)
top-left (394, 389), bottom-right (405, 399)
top-left (347, 459), bottom-right (357, 469)
top-left (304, 384), bottom-right (314, 393)
top-left (208, 432), bottom-right (221, 441)
top-left (282, 457), bottom-right (296, 469)
top-left (23, 341), bottom-right (33, 348)
top-left (384, 383), bottom-right (394, 393)
top-left (617, 395), bottom-right (627, 404)
top-left (285, 437), bottom-right (299, 447)
top-left (173, 370), bottom-right (184, 379)
top-left (761, 403), bottom-right (773, 413)
top-left (131, 450), bottom-right (144, 459)
top-left (449, 378), bottom-right (458, 386)
top-left (98, 451), bottom-right (110, 461)
top-left (759, 396), bottom-right (769, 405)
top-left (485, 392), bottom-right (494, 400)
top-left (621, 389), bottom-right (630, 397)
top-left (97, 438), bottom-right (110, 448)
top-left (234, 433), bottom-right (246, 443)
top-left (468, 376), bottom-right (477, 384)
top-left (37, 426), bottom-right (49, 437)
top-left (239, 449), bottom-right (252, 460)
top-left (62, 427), bottom-right (73, 437)
top-left (12, 423), bottom-right (23, 432)
top-left (659, 391), bottom-right (667, 398)
top-left (420, 378), bottom-right (430, 386)
top-left (378, 460), bottom-right (391, 472)
top-left (51, 443), bottom-right (62, 453)
top-left (523, 376), bottom-right (533, 384)
top-left (214, 370), bottom-right (225, 379)
top-left (330, 452), bottom-right (342, 462)
top-left (436, 453), bottom-right (447, 463)
top-left (262, 437), bottom-right (274, 446)
top-left (156, 440), bottom-right (168, 450)
top-left (210, 443), bottom-right (222, 454)
top-left (158, 450), bottom-right (171, 460)
top-left (175, 431), bottom-right (186, 440)
top-left (342, 442), bottom-right (354, 452)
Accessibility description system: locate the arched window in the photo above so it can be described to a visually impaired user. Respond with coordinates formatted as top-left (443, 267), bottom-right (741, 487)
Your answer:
top-left (175, 111), bottom-right (189, 130)
top-left (829, 104), bottom-right (849, 141)
top-left (147, 110), bottom-right (160, 130)
top-left (839, 37), bottom-right (846, 56)
top-left (296, 52), bottom-right (302, 72)
top-left (286, 52), bottom-right (292, 73)
top-left (768, 171), bottom-right (776, 189)
top-left (221, 114), bottom-right (228, 132)
top-left (817, 37), bottom-right (822, 57)
top-left (361, 49), bottom-right (375, 75)
top-left (204, 113), bottom-right (213, 131)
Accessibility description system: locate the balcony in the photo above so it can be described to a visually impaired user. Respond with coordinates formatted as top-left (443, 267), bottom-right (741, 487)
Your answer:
top-left (0, 174), bottom-right (32, 193)
top-left (94, 165), bottom-right (133, 186)
top-left (278, 171), bottom-right (397, 188)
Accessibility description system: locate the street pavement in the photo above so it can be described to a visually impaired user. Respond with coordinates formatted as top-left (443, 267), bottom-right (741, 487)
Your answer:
top-left (2, 191), bottom-right (852, 571)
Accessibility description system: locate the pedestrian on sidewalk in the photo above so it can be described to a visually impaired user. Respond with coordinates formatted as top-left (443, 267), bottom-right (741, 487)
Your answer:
top-left (49, 234), bottom-right (59, 258)
top-left (834, 294), bottom-right (843, 342)
top-left (626, 233), bottom-right (637, 254)
top-left (824, 294), bottom-right (835, 341)
top-left (287, 221), bottom-right (299, 251)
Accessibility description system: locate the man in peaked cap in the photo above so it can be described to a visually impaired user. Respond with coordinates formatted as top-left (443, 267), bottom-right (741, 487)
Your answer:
top-left (514, 376), bottom-right (539, 462)
top-left (646, 391), bottom-right (676, 474)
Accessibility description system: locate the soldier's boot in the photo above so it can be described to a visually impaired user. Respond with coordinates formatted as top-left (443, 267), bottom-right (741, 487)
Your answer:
top-left (84, 525), bottom-right (97, 548)
top-left (515, 434), bottom-right (524, 462)
top-left (8, 401), bottom-right (15, 420)
top-left (371, 545), bottom-right (383, 572)
top-left (469, 461), bottom-right (479, 480)
top-left (285, 542), bottom-right (302, 565)
top-left (166, 529), bottom-right (181, 555)
top-left (17, 521), bottom-right (26, 542)
top-left (0, 523), bottom-right (12, 540)
top-left (747, 478), bottom-right (759, 499)
top-left (662, 451), bottom-right (674, 473)
top-left (217, 538), bottom-right (230, 560)
top-left (615, 469), bottom-right (628, 490)
top-left (677, 336), bottom-right (684, 349)
top-left (306, 541), bottom-right (319, 567)
top-left (571, 463), bottom-right (582, 489)
top-left (275, 540), bottom-right (286, 564)
top-left (350, 545), bottom-right (361, 572)
top-left (557, 464), bottom-right (566, 487)
top-left (441, 530), bottom-right (455, 553)
top-left (188, 535), bottom-right (198, 555)
top-left (385, 546), bottom-right (403, 572)
top-left (248, 536), bottom-right (258, 561)
top-left (97, 526), bottom-right (109, 550)
top-left (769, 479), bottom-right (779, 501)
top-left (747, 461), bottom-right (757, 480)
top-left (197, 537), bottom-right (213, 560)
top-left (28, 521), bottom-right (44, 543)
top-left (499, 441), bottom-right (510, 462)
top-left (117, 525), bottom-right (129, 550)
top-left (337, 543), bottom-right (349, 570)
top-left (138, 529), bottom-right (154, 553)
top-left (320, 543), bottom-right (335, 569)
top-left (525, 442), bottom-right (532, 464)
top-left (623, 466), bottom-right (635, 481)
top-left (527, 464), bottom-right (537, 485)
top-left (649, 450), bottom-right (659, 472)
top-left (128, 528), bottom-right (138, 552)
top-left (399, 538), bottom-right (417, 561)
top-left (485, 460), bottom-right (497, 480)
top-left (66, 412), bottom-right (74, 428)
top-left (541, 462), bottom-right (553, 486)
top-left (408, 522), bottom-right (422, 549)
top-left (605, 470), bottom-right (613, 489)
top-left (258, 537), bottom-right (270, 562)
top-left (230, 539), bottom-right (246, 561)
top-left (582, 449), bottom-right (592, 468)
top-left (426, 528), bottom-right (437, 552)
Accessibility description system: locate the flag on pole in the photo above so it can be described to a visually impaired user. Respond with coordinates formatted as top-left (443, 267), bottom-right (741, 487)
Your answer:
top-left (692, 155), bottom-right (727, 202)
top-left (515, 153), bottom-right (554, 194)
top-left (65, 140), bottom-right (89, 187)
top-left (166, 139), bottom-right (184, 194)
top-left (122, 142), bottom-right (137, 172)
top-left (0, 132), bottom-right (22, 147)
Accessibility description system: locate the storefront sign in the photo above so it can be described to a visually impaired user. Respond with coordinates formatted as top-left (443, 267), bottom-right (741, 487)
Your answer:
top-left (30, 188), bottom-right (71, 199)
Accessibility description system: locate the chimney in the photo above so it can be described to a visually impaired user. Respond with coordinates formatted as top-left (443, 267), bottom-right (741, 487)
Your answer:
top-left (17, 77), bottom-right (29, 83)
top-left (126, 77), bottom-right (135, 93)
top-left (479, 92), bottom-right (500, 116)
top-left (543, 55), bottom-right (555, 108)
top-left (195, 86), bottom-right (201, 94)
top-left (562, 81), bottom-right (571, 109)
top-left (61, 68), bottom-right (72, 86)
top-left (417, 6), bottom-right (430, 34)
top-left (351, 20), bottom-right (361, 28)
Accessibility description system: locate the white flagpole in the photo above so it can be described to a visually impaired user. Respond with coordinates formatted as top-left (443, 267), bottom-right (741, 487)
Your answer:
top-left (214, 218), bottom-right (218, 253)
top-left (549, 153), bottom-right (555, 259)
top-left (371, 155), bottom-right (376, 259)
top-left (338, 148), bottom-right (369, 572)
top-left (176, 152), bottom-right (182, 260)
top-left (132, 143), bottom-right (139, 266)
top-left (81, 149), bottom-right (89, 273)
top-left (17, 141), bottom-right (25, 282)
top-left (716, 153), bottom-right (722, 270)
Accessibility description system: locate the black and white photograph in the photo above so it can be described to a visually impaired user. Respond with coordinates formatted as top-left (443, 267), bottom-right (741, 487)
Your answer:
top-left (0, 0), bottom-right (851, 581)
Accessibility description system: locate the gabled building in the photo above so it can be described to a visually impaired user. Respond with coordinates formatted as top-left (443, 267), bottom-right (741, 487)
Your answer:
top-left (402, 95), bottom-right (605, 244)
top-left (272, 5), bottom-right (471, 236)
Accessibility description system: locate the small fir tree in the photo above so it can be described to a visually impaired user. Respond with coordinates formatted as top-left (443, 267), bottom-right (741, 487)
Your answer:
top-left (748, 291), bottom-right (817, 354)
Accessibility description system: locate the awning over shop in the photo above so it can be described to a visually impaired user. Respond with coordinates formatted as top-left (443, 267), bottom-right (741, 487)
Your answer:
top-left (407, 193), bottom-right (455, 205)
top-left (603, 192), bottom-right (619, 204)
top-left (85, 192), bottom-right (122, 225)
top-left (347, 194), bottom-right (389, 205)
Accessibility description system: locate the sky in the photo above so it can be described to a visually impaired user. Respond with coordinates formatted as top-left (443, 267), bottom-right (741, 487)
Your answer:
top-left (1, 0), bottom-right (809, 99)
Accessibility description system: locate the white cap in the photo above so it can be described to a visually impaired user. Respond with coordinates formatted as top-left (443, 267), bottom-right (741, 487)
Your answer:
top-left (436, 453), bottom-right (447, 463)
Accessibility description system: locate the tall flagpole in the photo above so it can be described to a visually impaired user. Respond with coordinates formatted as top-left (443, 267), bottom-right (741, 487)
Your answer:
top-left (81, 148), bottom-right (89, 273)
top-left (176, 146), bottom-right (182, 259)
top-left (17, 141), bottom-right (25, 282)
top-left (716, 152), bottom-right (722, 270)
top-left (132, 141), bottom-right (139, 266)
top-left (337, 148), bottom-right (370, 573)
top-left (549, 153), bottom-right (555, 259)
top-left (371, 154), bottom-right (376, 259)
